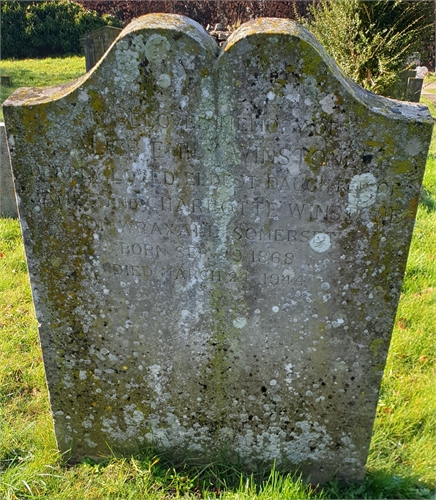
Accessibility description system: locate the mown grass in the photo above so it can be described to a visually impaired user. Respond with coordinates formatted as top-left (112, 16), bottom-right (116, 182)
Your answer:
top-left (422, 75), bottom-right (436, 96)
top-left (0, 60), bottom-right (435, 499)
top-left (0, 56), bottom-right (85, 121)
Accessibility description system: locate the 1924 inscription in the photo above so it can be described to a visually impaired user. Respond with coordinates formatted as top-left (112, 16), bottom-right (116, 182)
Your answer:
top-left (101, 262), bottom-right (306, 288)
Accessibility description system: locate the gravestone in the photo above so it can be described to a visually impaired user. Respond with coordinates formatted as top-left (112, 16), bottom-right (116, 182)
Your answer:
top-left (0, 123), bottom-right (18, 217)
top-left (3, 15), bottom-right (433, 484)
top-left (1, 75), bottom-right (12, 87)
top-left (81, 25), bottom-right (122, 72)
top-left (407, 77), bottom-right (424, 103)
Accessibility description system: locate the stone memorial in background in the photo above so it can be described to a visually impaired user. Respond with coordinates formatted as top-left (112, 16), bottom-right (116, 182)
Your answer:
top-left (81, 25), bottom-right (122, 72)
top-left (0, 122), bottom-right (18, 217)
top-left (3, 14), bottom-right (433, 484)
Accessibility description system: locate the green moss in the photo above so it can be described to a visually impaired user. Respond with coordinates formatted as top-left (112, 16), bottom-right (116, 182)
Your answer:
top-left (88, 89), bottom-right (104, 113)
top-left (305, 146), bottom-right (326, 176)
top-left (370, 338), bottom-right (384, 357)
top-left (300, 42), bottom-right (323, 76)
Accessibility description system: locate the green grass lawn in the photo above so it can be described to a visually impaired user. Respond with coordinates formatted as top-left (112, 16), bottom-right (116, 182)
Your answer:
top-left (0, 59), bottom-right (435, 499)
top-left (0, 56), bottom-right (85, 122)
top-left (422, 73), bottom-right (436, 93)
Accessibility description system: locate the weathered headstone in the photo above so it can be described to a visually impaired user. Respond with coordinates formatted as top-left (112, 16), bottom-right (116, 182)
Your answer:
top-left (407, 77), bottom-right (424, 103)
top-left (3, 15), bottom-right (433, 483)
top-left (81, 25), bottom-right (123, 72)
top-left (1, 75), bottom-right (12, 87)
top-left (0, 123), bottom-right (18, 217)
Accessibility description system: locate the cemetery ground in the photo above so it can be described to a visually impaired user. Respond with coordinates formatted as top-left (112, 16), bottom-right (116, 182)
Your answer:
top-left (0, 57), bottom-right (435, 499)
top-left (0, 56), bottom-right (85, 122)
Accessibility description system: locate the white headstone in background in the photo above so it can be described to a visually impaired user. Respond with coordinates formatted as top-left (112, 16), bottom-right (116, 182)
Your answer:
top-left (3, 14), bottom-right (433, 484)
top-left (416, 66), bottom-right (428, 79)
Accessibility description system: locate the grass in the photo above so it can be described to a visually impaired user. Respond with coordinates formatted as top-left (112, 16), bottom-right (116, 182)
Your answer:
top-left (422, 73), bottom-right (436, 89)
top-left (0, 58), bottom-right (435, 499)
top-left (0, 56), bottom-right (85, 121)
top-left (423, 87), bottom-right (436, 95)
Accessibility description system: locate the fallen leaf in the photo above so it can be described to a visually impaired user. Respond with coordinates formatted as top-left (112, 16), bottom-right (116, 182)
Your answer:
top-left (397, 318), bottom-right (407, 330)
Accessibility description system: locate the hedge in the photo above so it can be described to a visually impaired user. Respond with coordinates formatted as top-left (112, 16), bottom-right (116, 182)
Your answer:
top-left (1, 0), bottom-right (121, 59)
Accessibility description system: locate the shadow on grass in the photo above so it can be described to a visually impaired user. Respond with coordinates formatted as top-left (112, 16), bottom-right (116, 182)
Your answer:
top-left (420, 187), bottom-right (436, 212)
top-left (74, 449), bottom-right (317, 498)
top-left (324, 471), bottom-right (434, 499)
top-left (69, 447), bottom-right (434, 499)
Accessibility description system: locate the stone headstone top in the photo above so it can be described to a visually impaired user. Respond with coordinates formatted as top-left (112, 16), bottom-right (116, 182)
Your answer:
top-left (416, 66), bottom-right (428, 79)
top-left (81, 25), bottom-right (123, 72)
top-left (1, 75), bottom-right (12, 87)
top-left (3, 14), bottom-right (433, 484)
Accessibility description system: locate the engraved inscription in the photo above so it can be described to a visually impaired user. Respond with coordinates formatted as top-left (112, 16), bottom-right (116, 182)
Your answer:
top-left (232, 228), bottom-right (338, 242)
top-left (102, 263), bottom-right (250, 283)
top-left (101, 262), bottom-right (308, 288)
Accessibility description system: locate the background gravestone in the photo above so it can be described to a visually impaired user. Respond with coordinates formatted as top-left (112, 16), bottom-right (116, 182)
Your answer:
top-left (0, 122), bottom-right (18, 218)
top-left (3, 14), bottom-right (433, 484)
top-left (81, 25), bottom-right (123, 72)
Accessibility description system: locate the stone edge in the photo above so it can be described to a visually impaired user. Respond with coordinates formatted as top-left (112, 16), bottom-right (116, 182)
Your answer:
top-left (2, 13), bottom-right (218, 109)
top-left (224, 17), bottom-right (433, 126)
top-left (2, 13), bottom-right (433, 129)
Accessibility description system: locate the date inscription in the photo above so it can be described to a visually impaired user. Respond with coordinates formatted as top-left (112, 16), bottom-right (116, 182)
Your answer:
top-left (101, 262), bottom-right (306, 287)
top-left (118, 242), bottom-right (296, 265)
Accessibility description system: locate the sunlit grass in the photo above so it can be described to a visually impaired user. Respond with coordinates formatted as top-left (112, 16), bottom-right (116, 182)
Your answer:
top-left (0, 56), bottom-right (85, 121)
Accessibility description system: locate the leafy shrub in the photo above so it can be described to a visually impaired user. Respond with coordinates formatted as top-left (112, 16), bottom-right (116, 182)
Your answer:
top-left (1, 1), bottom-right (28, 58)
top-left (77, 0), bottom-right (311, 28)
top-left (296, 0), bottom-right (434, 97)
top-left (1, 0), bottom-right (121, 59)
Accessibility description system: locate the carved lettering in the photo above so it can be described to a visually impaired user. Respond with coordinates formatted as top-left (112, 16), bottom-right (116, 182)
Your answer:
top-left (233, 227), bottom-right (338, 242)
top-left (102, 262), bottom-right (153, 278)
top-left (262, 273), bottom-right (306, 286)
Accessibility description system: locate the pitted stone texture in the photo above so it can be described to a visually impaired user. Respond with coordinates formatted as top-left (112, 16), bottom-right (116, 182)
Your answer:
top-left (0, 123), bottom-right (18, 217)
top-left (3, 14), bottom-right (433, 484)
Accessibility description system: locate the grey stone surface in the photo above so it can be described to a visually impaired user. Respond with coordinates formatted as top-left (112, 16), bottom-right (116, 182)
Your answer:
top-left (407, 77), bottom-right (424, 102)
top-left (81, 25), bottom-right (122, 72)
top-left (0, 123), bottom-right (18, 217)
top-left (3, 14), bottom-right (433, 483)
